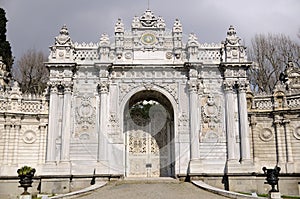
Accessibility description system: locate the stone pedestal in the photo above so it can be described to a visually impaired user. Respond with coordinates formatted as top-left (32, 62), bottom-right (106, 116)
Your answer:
top-left (268, 192), bottom-right (281, 199)
top-left (20, 194), bottom-right (32, 199)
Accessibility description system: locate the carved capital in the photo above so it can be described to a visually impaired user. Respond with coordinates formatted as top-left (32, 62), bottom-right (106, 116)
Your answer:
top-left (62, 81), bottom-right (73, 93)
top-left (98, 81), bottom-right (109, 93)
top-left (188, 80), bottom-right (198, 93)
top-left (237, 80), bottom-right (248, 92)
top-left (223, 80), bottom-right (235, 91)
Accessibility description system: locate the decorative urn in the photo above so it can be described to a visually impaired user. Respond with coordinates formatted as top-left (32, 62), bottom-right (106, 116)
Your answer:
top-left (17, 166), bottom-right (36, 195)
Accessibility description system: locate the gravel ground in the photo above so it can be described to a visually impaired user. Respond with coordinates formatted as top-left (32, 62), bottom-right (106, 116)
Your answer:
top-left (75, 180), bottom-right (229, 199)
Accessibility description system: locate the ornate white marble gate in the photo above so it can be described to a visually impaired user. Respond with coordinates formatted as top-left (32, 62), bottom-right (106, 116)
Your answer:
top-left (40, 9), bottom-right (254, 180)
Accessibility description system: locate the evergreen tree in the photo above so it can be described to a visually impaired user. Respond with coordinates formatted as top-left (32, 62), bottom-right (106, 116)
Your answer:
top-left (0, 8), bottom-right (13, 72)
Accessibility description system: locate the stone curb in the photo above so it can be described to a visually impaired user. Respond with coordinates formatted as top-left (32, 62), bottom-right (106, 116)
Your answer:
top-left (49, 181), bottom-right (107, 199)
top-left (192, 181), bottom-right (265, 199)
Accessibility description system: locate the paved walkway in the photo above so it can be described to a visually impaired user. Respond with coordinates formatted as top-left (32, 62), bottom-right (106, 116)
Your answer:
top-left (74, 180), bottom-right (230, 199)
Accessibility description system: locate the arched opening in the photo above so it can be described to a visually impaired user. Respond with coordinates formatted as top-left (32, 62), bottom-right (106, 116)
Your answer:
top-left (124, 90), bottom-right (175, 177)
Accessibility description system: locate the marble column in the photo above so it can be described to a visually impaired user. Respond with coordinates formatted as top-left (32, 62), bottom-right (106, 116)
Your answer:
top-left (46, 85), bottom-right (59, 162)
top-left (3, 123), bottom-right (12, 165)
top-left (98, 81), bottom-right (108, 161)
top-left (238, 84), bottom-right (251, 162)
top-left (39, 124), bottom-right (47, 164)
top-left (224, 81), bottom-right (237, 161)
top-left (13, 124), bottom-right (21, 165)
top-left (274, 116), bottom-right (284, 164)
top-left (61, 84), bottom-right (72, 161)
top-left (189, 80), bottom-right (199, 160)
top-left (283, 118), bottom-right (293, 163)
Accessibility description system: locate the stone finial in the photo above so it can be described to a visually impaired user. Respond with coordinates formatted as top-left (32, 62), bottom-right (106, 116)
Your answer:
top-left (131, 9), bottom-right (165, 29)
top-left (187, 33), bottom-right (199, 47)
top-left (225, 25), bottom-right (240, 45)
top-left (282, 58), bottom-right (300, 91)
top-left (173, 19), bottom-right (182, 33)
top-left (132, 16), bottom-right (140, 28)
top-left (157, 16), bottom-right (166, 28)
top-left (99, 33), bottom-right (110, 46)
top-left (115, 18), bottom-right (124, 33)
top-left (55, 25), bottom-right (72, 45)
top-left (140, 9), bottom-right (157, 27)
top-left (287, 58), bottom-right (295, 68)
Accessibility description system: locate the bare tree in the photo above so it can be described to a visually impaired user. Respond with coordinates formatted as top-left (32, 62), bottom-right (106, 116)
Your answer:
top-left (12, 49), bottom-right (48, 94)
top-left (247, 33), bottom-right (300, 93)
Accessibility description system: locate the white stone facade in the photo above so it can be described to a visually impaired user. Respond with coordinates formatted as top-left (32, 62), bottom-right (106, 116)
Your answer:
top-left (0, 10), bottom-right (300, 183)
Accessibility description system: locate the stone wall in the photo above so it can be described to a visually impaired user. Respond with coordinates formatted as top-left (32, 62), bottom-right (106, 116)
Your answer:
top-left (0, 79), bottom-right (48, 176)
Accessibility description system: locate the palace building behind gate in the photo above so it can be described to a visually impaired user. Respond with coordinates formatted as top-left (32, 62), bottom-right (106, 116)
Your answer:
top-left (1, 9), bottom-right (300, 195)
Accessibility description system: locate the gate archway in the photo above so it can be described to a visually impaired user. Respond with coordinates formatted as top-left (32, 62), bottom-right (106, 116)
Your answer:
top-left (124, 90), bottom-right (175, 177)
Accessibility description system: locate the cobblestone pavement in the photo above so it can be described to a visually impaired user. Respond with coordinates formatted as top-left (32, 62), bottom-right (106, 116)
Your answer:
top-left (75, 180), bottom-right (230, 199)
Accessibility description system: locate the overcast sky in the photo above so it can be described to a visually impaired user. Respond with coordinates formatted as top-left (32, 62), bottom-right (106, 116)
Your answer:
top-left (1, 0), bottom-right (300, 61)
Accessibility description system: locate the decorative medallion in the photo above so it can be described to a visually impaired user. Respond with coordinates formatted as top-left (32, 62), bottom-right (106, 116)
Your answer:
top-left (23, 130), bottom-right (37, 144)
top-left (125, 52), bottom-right (132, 59)
top-left (259, 128), bottom-right (273, 142)
top-left (141, 33), bottom-right (157, 45)
top-left (166, 52), bottom-right (173, 59)
top-left (293, 127), bottom-right (300, 140)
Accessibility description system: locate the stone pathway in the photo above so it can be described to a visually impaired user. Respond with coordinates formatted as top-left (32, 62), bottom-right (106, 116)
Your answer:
top-left (74, 180), bottom-right (230, 199)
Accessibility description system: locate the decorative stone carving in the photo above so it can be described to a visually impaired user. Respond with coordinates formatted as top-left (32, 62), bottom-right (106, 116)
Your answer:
top-left (55, 25), bottom-right (72, 45)
top-left (222, 25), bottom-right (247, 62)
top-left (259, 128), bottom-right (274, 142)
top-left (225, 25), bottom-right (240, 45)
top-left (165, 52), bottom-right (173, 59)
top-left (75, 96), bottom-right (96, 130)
top-left (143, 83), bottom-right (153, 90)
top-left (293, 126), bottom-right (300, 140)
top-left (135, 9), bottom-right (165, 29)
top-left (108, 112), bottom-right (122, 143)
top-left (178, 112), bottom-right (189, 135)
top-left (188, 80), bottom-right (198, 93)
top-left (22, 130), bottom-right (37, 144)
top-left (187, 33), bottom-right (199, 47)
top-left (162, 83), bottom-right (178, 102)
top-left (223, 80), bottom-right (235, 91)
top-left (202, 95), bottom-right (221, 128)
top-left (99, 33), bottom-right (110, 46)
top-left (98, 81), bottom-right (109, 93)
top-left (115, 18), bottom-right (124, 33)
top-left (173, 19), bottom-right (182, 33)
top-left (187, 34), bottom-right (199, 58)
